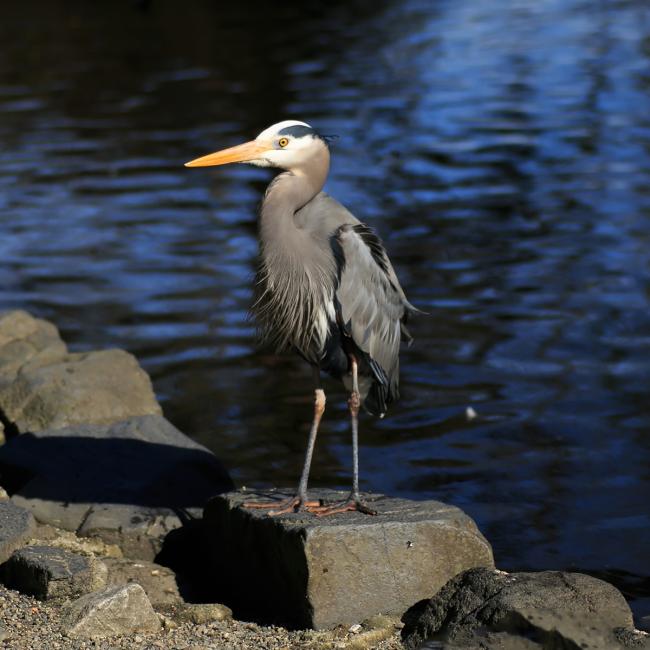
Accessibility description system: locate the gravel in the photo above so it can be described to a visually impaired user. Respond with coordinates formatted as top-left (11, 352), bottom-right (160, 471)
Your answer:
top-left (0, 584), bottom-right (403, 649)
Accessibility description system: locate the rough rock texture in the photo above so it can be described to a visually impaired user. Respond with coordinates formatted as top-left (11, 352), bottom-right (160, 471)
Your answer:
top-left (1, 545), bottom-right (106, 600)
top-left (103, 557), bottom-right (181, 607)
top-left (401, 567), bottom-right (649, 650)
top-left (0, 500), bottom-right (35, 563)
top-left (63, 583), bottom-right (161, 638)
top-left (0, 582), bottom-right (403, 650)
top-left (174, 602), bottom-right (233, 624)
top-left (0, 348), bottom-right (161, 433)
top-left (205, 489), bottom-right (494, 630)
top-left (0, 310), bottom-right (67, 392)
top-left (0, 415), bottom-right (233, 559)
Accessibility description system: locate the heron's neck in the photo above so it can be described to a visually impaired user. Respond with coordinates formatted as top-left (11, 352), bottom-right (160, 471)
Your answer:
top-left (259, 151), bottom-right (330, 245)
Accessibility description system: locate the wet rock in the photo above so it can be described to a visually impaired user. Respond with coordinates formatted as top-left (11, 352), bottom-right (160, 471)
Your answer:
top-left (63, 583), bottom-right (161, 638)
top-left (0, 310), bottom-right (67, 391)
top-left (0, 500), bottom-right (35, 563)
top-left (205, 489), bottom-right (494, 630)
top-left (401, 567), bottom-right (643, 650)
top-left (103, 557), bottom-right (181, 607)
top-left (0, 415), bottom-right (233, 559)
top-left (1, 545), bottom-right (106, 600)
top-left (0, 348), bottom-right (161, 433)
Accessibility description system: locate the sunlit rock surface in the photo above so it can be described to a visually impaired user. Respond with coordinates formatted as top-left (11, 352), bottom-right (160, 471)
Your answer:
top-left (204, 488), bottom-right (494, 630)
top-left (0, 348), bottom-right (161, 433)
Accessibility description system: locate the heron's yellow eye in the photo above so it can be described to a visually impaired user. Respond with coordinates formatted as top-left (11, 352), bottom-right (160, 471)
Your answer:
top-left (278, 137), bottom-right (289, 148)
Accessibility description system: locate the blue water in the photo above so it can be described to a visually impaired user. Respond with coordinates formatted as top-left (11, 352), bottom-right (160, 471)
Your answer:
top-left (1, 0), bottom-right (649, 619)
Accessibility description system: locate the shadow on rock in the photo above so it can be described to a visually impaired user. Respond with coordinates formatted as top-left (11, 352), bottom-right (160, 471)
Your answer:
top-left (0, 415), bottom-right (233, 561)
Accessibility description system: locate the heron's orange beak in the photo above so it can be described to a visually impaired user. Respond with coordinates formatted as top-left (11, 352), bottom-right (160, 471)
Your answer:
top-left (184, 140), bottom-right (272, 167)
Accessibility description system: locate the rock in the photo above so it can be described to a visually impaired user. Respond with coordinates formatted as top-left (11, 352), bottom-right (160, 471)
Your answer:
top-left (63, 583), bottom-right (161, 638)
top-left (174, 602), bottom-right (233, 625)
top-left (0, 500), bottom-right (35, 563)
top-left (29, 523), bottom-right (123, 558)
top-left (401, 567), bottom-right (641, 650)
top-left (77, 504), bottom-right (189, 560)
top-left (0, 348), bottom-right (161, 433)
top-left (0, 415), bottom-right (233, 559)
top-left (1, 545), bottom-right (106, 600)
top-left (204, 489), bottom-right (494, 630)
top-left (0, 310), bottom-right (67, 391)
top-left (102, 557), bottom-right (181, 607)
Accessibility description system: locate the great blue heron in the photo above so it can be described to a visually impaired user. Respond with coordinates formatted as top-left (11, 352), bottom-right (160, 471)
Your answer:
top-left (185, 120), bottom-right (418, 515)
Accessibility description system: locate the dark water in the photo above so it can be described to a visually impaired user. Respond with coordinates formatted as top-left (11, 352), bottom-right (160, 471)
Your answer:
top-left (2, 0), bottom-right (650, 618)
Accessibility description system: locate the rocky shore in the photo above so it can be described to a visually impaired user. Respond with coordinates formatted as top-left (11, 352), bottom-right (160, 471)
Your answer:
top-left (0, 309), bottom-right (648, 650)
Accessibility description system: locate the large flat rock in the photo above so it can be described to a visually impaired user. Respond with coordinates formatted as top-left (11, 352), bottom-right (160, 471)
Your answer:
top-left (0, 348), bottom-right (161, 433)
top-left (0, 310), bottom-right (67, 392)
top-left (401, 567), bottom-right (648, 650)
top-left (204, 489), bottom-right (494, 630)
top-left (0, 415), bottom-right (233, 559)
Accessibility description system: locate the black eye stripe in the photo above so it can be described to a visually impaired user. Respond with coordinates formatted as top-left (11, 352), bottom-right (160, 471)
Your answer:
top-left (277, 125), bottom-right (315, 139)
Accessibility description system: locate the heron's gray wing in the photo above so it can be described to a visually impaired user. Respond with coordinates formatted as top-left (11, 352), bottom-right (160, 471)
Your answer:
top-left (334, 223), bottom-right (412, 411)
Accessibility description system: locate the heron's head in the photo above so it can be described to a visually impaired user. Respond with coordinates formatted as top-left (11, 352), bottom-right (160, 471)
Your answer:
top-left (184, 120), bottom-right (329, 172)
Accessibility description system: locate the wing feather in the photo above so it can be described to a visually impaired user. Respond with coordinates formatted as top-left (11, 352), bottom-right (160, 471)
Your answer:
top-left (334, 223), bottom-right (414, 413)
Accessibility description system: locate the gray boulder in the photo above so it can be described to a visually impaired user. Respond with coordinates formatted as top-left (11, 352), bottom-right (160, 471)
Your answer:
top-left (0, 348), bottom-right (161, 433)
top-left (63, 583), bottom-right (161, 638)
top-left (0, 415), bottom-right (233, 559)
top-left (1, 545), bottom-right (106, 600)
top-left (0, 500), bottom-right (35, 563)
top-left (0, 310), bottom-right (67, 391)
top-left (204, 489), bottom-right (494, 630)
top-left (402, 567), bottom-right (649, 650)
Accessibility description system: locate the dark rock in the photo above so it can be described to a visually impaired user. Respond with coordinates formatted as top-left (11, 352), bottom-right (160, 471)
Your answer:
top-left (204, 489), bottom-right (494, 630)
top-left (0, 348), bottom-right (161, 433)
top-left (0, 500), bottom-right (35, 563)
top-left (0, 415), bottom-right (233, 559)
top-left (63, 583), bottom-right (161, 638)
top-left (1, 545), bottom-right (106, 600)
top-left (102, 557), bottom-right (181, 607)
top-left (402, 567), bottom-right (645, 650)
top-left (0, 310), bottom-right (67, 391)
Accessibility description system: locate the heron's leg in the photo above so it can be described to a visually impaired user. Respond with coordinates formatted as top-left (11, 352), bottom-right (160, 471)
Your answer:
top-left (313, 357), bottom-right (377, 517)
top-left (243, 367), bottom-right (325, 515)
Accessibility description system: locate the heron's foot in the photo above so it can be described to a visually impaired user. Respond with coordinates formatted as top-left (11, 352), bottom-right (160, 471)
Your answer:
top-left (242, 495), bottom-right (322, 516)
top-left (313, 498), bottom-right (377, 517)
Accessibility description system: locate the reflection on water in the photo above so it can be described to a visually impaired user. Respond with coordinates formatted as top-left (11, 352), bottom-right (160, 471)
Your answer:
top-left (1, 0), bottom-right (650, 618)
